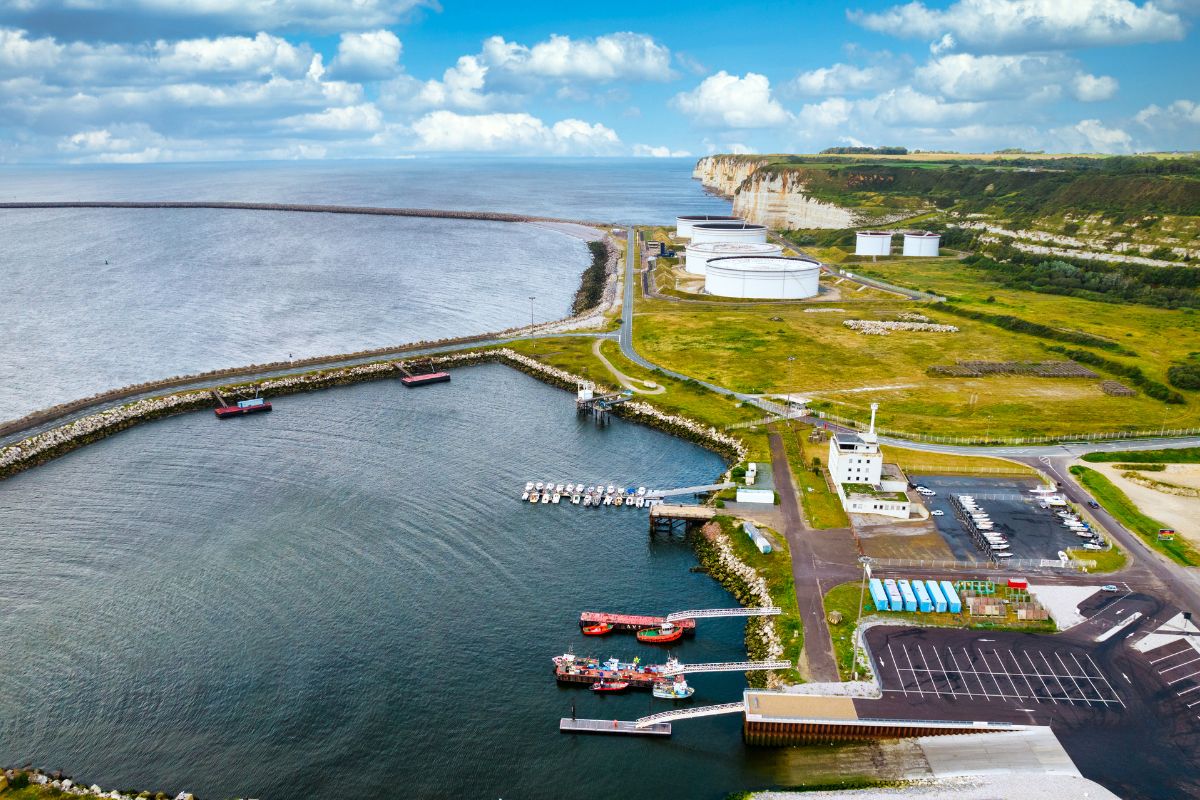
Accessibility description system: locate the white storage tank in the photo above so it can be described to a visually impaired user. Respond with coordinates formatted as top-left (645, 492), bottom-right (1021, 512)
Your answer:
top-left (903, 231), bottom-right (941, 257)
top-left (855, 231), bottom-right (893, 256)
top-left (684, 241), bottom-right (782, 275)
top-left (676, 214), bottom-right (742, 239)
top-left (705, 255), bottom-right (821, 299)
top-left (690, 222), bottom-right (768, 245)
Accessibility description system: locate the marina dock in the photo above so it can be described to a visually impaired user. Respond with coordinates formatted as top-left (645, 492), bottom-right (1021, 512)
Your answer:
top-left (559, 718), bottom-right (672, 737)
top-left (579, 611), bottom-right (698, 634)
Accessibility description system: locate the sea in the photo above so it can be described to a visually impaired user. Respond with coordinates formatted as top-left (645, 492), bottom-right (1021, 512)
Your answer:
top-left (0, 158), bottom-right (728, 421)
top-left (0, 159), bottom-right (862, 799)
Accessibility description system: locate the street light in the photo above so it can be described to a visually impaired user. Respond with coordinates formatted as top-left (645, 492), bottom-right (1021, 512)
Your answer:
top-left (528, 295), bottom-right (535, 330)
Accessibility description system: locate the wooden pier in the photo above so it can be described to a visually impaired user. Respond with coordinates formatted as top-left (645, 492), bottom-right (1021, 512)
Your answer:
top-left (559, 718), bottom-right (672, 737)
top-left (649, 503), bottom-right (716, 535)
top-left (575, 386), bottom-right (633, 425)
top-left (579, 611), bottom-right (697, 634)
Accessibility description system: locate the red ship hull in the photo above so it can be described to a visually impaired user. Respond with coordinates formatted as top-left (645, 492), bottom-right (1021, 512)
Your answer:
top-left (214, 402), bottom-right (272, 418)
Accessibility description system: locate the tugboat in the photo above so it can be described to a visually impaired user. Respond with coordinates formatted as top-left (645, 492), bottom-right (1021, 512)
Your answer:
top-left (652, 675), bottom-right (695, 700)
top-left (637, 622), bottom-right (684, 644)
top-left (582, 622), bottom-right (614, 636)
top-left (214, 396), bottom-right (272, 418)
top-left (591, 679), bottom-right (630, 693)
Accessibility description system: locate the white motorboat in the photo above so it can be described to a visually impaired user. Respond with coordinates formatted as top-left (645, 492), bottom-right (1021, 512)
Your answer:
top-left (541, 493), bottom-right (551, 504)
top-left (582, 495), bottom-right (592, 507)
top-left (529, 492), bottom-right (539, 504)
top-left (553, 493), bottom-right (562, 504)
top-left (521, 491), bottom-right (530, 501)
top-left (566, 483), bottom-right (575, 494)
top-left (603, 495), bottom-right (613, 506)
top-left (536, 482), bottom-right (545, 491)
top-left (1030, 485), bottom-right (1058, 495)
top-left (525, 481), bottom-right (535, 492)
top-left (635, 497), bottom-right (645, 508)
top-left (994, 551), bottom-right (1014, 559)
top-left (571, 494), bottom-right (581, 505)
top-left (555, 484), bottom-right (565, 494)
top-left (1084, 543), bottom-right (1104, 550)
top-left (607, 485), bottom-right (616, 494)
top-left (637, 486), bottom-right (647, 496)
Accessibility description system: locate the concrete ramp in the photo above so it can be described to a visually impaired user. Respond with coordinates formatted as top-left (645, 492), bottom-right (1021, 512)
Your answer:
top-left (917, 727), bottom-right (1081, 778)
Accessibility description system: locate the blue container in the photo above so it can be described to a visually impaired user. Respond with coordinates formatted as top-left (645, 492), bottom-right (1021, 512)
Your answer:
top-left (897, 579), bottom-right (918, 612)
top-left (940, 580), bottom-right (963, 614)
top-left (925, 579), bottom-right (948, 613)
top-left (883, 578), bottom-right (902, 611)
top-left (912, 579), bottom-right (933, 613)
top-left (869, 578), bottom-right (889, 611)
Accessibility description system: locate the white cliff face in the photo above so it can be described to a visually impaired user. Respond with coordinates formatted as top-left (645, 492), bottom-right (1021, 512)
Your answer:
top-left (732, 171), bottom-right (857, 229)
top-left (692, 155), bottom-right (767, 197)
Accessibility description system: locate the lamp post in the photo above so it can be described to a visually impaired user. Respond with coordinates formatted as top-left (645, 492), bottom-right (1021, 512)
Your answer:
top-left (528, 295), bottom-right (535, 331)
top-left (851, 556), bottom-right (871, 680)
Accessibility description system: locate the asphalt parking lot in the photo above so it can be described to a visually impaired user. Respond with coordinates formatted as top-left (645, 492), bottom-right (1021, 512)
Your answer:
top-left (1140, 638), bottom-right (1200, 720)
top-left (913, 475), bottom-right (1090, 562)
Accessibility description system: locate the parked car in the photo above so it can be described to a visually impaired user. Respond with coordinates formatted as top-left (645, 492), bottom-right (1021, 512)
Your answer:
top-left (1087, 500), bottom-right (1100, 509)
top-left (931, 509), bottom-right (944, 516)
top-left (1101, 584), bottom-right (1119, 592)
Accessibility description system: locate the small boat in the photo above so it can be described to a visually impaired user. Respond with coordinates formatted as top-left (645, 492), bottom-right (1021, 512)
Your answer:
top-left (565, 483), bottom-right (574, 494)
top-left (994, 551), bottom-right (1014, 559)
top-left (607, 485), bottom-right (616, 495)
top-left (637, 486), bottom-right (647, 496)
top-left (614, 496), bottom-right (624, 507)
top-left (582, 622), bottom-right (614, 636)
top-left (571, 494), bottom-right (581, 504)
top-left (521, 491), bottom-right (529, 501)
top-left (582, 495), bottom-right (592, 507)
top-left (586, 486), bottom-right (595, 495)
top-left (525, 481), bottom-right (534, 492)
top-left (637, 622), bottom-right (684, 644)
top-left (591, 680), bottom-right (630, 693)
top-left (552, 493), bottom-right (561, 504)
top-left (556, 484), bottom-right (565, 494)
top-left (214, 396), bottom-right (272, 418)
top-left (528, 493), bottom-right (539, 504)
top-left (635, 497), bottom-right (645, 508)
top-left (541, 493), bottom-right (551, 504)
top-left (536, 482), bottom-right (545, 491)
top-left (1084, 543), bottom-right (1104, 551)
top-left (603, 495), bottom-right (612, 506)
top-left (653, 676), bottom-right (695, 700)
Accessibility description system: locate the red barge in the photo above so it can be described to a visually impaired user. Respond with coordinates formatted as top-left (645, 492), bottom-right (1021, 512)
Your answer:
top-left (553, 653), bottom-right (679, 690)
top-left (401, 371), bottom-right (450, 387)
top-left (214, 397), bottom-right (272, 418)
top-left (579, 611), bottom-right (695, 637)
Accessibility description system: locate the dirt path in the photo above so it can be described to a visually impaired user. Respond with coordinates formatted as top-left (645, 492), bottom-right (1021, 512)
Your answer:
top-left (591, 338), bottom-right (665, 394)
top-left (1082, 460), bottom-right (1200, 543)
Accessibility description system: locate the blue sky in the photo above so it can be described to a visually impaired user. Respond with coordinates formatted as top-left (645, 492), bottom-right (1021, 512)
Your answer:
top-left (1, 0), bottom-right (1197, 162)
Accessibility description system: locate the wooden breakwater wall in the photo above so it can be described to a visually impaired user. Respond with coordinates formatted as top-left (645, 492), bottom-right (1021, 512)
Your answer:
top-left (0, 348), bottom-right (748, 483)
top-left (0, 201), bottom-right (605, 227)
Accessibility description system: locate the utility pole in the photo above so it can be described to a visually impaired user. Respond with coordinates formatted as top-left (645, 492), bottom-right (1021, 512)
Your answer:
top-left (851, 557), bottom-right (871, 680)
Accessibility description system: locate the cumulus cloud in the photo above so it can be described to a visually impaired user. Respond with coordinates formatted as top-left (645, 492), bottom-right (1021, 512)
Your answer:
top-left (915, 53), bottom-right (1116, 102)
top-left (632, 143), bottom-right (692, 157)
top-left (478, 32), bottom-right (674, 83)
top-left (0, 0), bottom-right (436, 38)
top-left (410, 110), bottom-right (620, 154)
top-left (850, 0), bottom-right (1184, 52)
top-left (671, 71), bottom-right (791, 128)
top-left (281, 103), bottom-right (384, 133)
top-left (1052, 118), bottom-right (1133, 152)
top-left (328, 30), bottom-right (401, 80)
top-left (1135, 99), bottom-right (1200, 128)
top-left (790, 63), bottom-right (892, 96)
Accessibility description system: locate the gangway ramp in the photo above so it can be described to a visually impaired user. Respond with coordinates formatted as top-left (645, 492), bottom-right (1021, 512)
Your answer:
top-left (664, 607), bottom-right (782, 623)
top-left (635, 702), bottom-right (745, 729)
top-left (660, 659), bottom-right (792, 677)
top-left (646, 482), bottom-right (733, 499)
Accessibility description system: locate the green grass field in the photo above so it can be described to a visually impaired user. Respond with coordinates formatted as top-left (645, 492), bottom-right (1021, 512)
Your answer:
top-left (1082, 447), bottom-right (1200, 464)
top-left (1070, 465), bottom-right (1200, 566)
top-left (780, 422), bottom-right (849, 529)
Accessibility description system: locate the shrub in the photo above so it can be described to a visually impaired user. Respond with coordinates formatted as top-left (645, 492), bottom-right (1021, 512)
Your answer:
top-left (1168, 363), bottom-right (1200, 390)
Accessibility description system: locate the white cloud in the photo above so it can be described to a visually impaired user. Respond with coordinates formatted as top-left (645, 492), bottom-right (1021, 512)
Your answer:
top-left (632, 143), bottom-right (691, 157)
top-left (409, 110), bottom-right (620, 154)
top-left (328, 30), bottom-right (401, 80)
top-left (800, 97), bottom-right (854, 128)
top-left (479, 32), bottom-right (674, 83)
top-left (851, 0), bottom-right (1184, 51)
top-left (281, 103), bottom-right (383, 133)
top-left (791, 63), bottom-right (892, 96)
top-left (727, 142), bottom-right (757, 155)
top-left (1052, 118), bottom-right (1133, 152)
top-left (153, 32), bottom-right (311, 77)
top-left (671, 71), bottom-right (791, 128)
top-left (915, 53), bottom-right (1116, 102)
top-left (1072, 73), bottom-right (1118, 102)
top-left (1135, 99), bottom-right (1200, 128)
top-left (0, 27), bottom-right (61, 72)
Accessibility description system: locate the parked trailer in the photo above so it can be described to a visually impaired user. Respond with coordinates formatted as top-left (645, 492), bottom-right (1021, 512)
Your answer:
top-left (912, 579), bottom-right (933, 613)
top-left (940, 580), bottom-right (963, 614)
top-left (883, 579), bottom-right (902, 611)
top-left (897, 580), bottom-right (918, 612)
top-left (869, 578), bottom-right (890, 612)
top-left (925, 580), bottom-right (947, 613)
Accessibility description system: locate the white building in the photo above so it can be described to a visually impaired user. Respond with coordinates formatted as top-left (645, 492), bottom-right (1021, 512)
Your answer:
top-left (828, 432), bottom-right (883, 484)
top-left (827, 404), bottom-right (912, 520)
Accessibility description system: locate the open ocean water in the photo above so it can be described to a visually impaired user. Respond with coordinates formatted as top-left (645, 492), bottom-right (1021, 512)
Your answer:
top-left (0, 157), bottom-right (729, 421)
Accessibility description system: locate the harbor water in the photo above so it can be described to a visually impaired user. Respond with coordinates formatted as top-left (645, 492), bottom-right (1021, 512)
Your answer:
top-left (0, 364), bottom-right (866, 799)
top-left (0, 158), bottom-right (729, 422)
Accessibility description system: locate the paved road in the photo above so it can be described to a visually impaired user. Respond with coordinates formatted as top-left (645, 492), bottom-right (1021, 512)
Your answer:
top-left (767, 428), bottom-right (840, 682)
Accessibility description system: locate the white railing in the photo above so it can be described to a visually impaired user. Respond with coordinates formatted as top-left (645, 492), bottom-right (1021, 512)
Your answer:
top-left (660, 659), bottom-right (792, 677)
top-left (648, 482), bottom-right (735, 498)
top-left (635, 702), bottom-right (745, 728)
top-left (665, 606), bottom-right (782, 623)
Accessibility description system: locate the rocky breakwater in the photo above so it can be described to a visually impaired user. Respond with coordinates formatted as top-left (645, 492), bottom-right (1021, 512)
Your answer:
top-left (1, 767), bottom-right (195, 800)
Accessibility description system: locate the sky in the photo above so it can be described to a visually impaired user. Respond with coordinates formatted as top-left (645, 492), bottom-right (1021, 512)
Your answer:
top-left (1, 0), bottom-right (1198, 163)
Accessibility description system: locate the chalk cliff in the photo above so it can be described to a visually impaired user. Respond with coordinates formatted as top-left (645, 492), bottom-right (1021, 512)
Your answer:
top-left (693, 155), bottom-right (859, 229)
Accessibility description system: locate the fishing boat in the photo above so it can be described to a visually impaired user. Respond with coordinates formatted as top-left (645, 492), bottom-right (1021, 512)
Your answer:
top-left (591, 680), bottom-right (631, 693)
top-left (582, 622), bottom-right (614, 636)
top-left (637, 622), bottom-right (684, 644)
top-left (653, 675), bottom-right (694, 700)
top-left (528, 493), bottom-right (539, 504)
top-left (214, 396), bottom-right (272, 418)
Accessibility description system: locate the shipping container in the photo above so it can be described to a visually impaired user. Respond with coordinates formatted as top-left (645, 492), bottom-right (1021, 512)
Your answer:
top-left (925, 579), bottom-right (947, 613)
top-left (869, 578), bottom-right (889, 612)
top-left (884, 578), bottom-right (902, 611)
top-left (940, 580), bottom-right (962, 614)
top-left (897, 579), bottom-right (918, 612)
top-left (1007, 577), bottom-right (1028, 590)
top-left (912, 579), bottom-right (933, 613)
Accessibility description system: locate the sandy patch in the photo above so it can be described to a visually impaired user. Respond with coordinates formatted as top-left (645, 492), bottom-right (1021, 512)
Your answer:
top-left (1085, 461), bottom-right (1200, 543)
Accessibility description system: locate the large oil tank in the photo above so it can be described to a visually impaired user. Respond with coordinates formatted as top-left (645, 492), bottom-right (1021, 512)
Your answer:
top-left (676, 215), bottom-right (743, 239)
top-left (684, 241), bottom-right (782, 275)
top-left (855, 231), bottom-right (893, 256)
top-left (690, 222), bottom-right (768, 246)
top-left (903, 231), bottom-right (941, 257)
top-left (704, 255), bottom-right (821, 299)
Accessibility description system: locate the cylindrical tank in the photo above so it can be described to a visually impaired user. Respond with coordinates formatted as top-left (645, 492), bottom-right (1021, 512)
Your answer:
top-left (903, 231), bottom-right (941, 257)
top-left (684, 241), bottom-right (782, 275)
top-left (704, 255), bottom-right (821, 299)
top-left (676, 214), bottom-right (742, 239)
top-left (855, 231), bottom-right (893, 256)
top-left (690, 222), bottom-right (768, 245)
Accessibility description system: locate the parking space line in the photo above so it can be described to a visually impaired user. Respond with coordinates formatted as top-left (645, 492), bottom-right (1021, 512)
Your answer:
top-left (1168, 669), bottom-right (1200, 687)
top-left (1149, 643), bottom-right (1195, 664)
top-left (887, 643), bottom-right (908, 698)
top-left (985, 649), bottom-right (1024, 700)
top-left (1069, 651), bottom-right (1109, 705)
top-left (902, 644), bottom-right (926, 696)
top-left (1022, 650), bottom-right (1058, 705)
top-left (964, 648), bottom-right (993, 700)
top-left (1055, 651), bottom-right (1095, 705)
top-left (1040, 650), bottom-right (1077, 705)
top-left (948, 649), bottom-right (984, 699)
top-left (1177, 683), bottom-right (1200, 696)
top-left (1161, 656), bottom-right (1200, 675)
top-left (917, 644), bottom-right (949, 698)
top-left (1084, 653), bottom-right (1125, 708)
top-left (978, 649), bottom-right (1009, 699)
top-left (1007, 649), bottom-right (1042, 704)
top-left (933, 647), bottom-right (959, 699)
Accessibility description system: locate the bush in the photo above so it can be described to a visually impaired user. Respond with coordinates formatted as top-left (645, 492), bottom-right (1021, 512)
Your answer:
top-left (1168, 362), bottom-right (1200, 390)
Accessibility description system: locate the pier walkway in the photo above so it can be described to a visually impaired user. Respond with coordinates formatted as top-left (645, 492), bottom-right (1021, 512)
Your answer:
top-left (659, 659), bottom-right (792, 677)
top-left (664, 607), bottom-right (781, 622)
top-left (646, 482), bottom-right (733, 498)
top-left (635, 702), bottom-right (745, 728)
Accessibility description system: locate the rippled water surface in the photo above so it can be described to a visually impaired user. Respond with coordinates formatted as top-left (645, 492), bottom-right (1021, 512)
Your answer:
top-left (0, 158), bottom-right (728, 421)
top-left (0, 365), bottom-right (816, 800)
